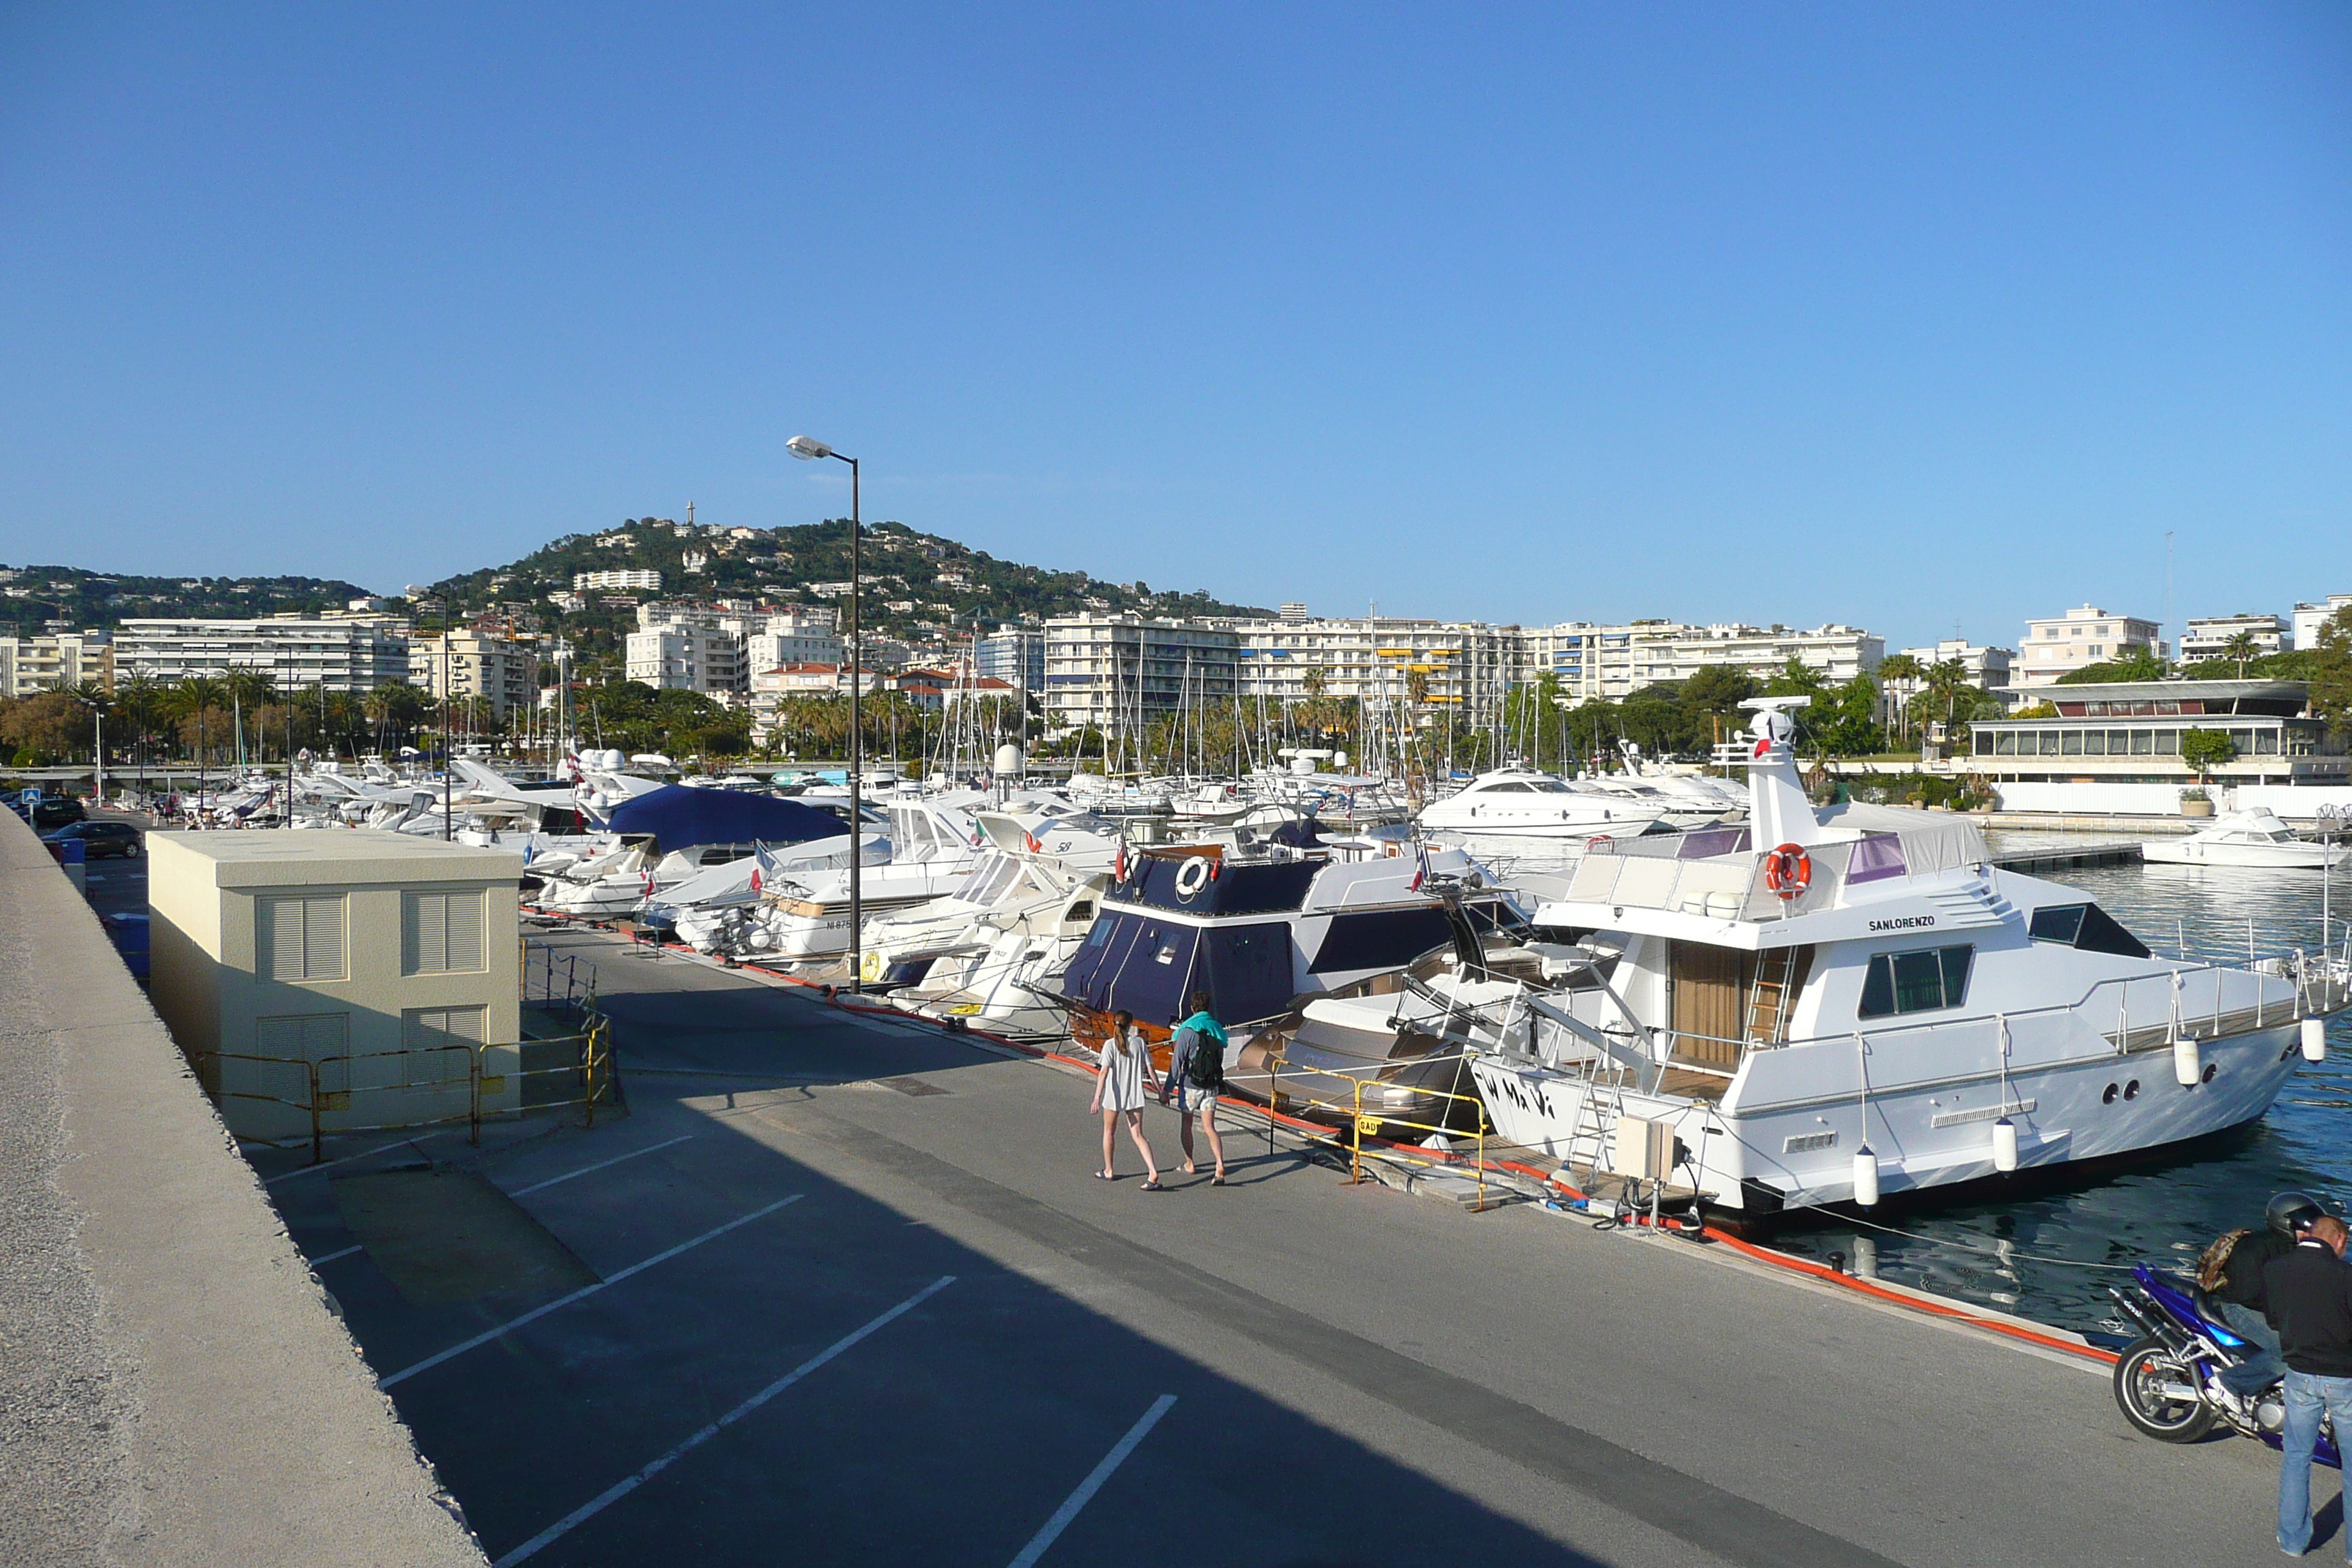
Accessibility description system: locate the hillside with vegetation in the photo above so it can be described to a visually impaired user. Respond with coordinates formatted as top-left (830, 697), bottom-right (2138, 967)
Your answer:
top-left (423, 516), bottom-right (1269, 667)
top-left (0, 565), bottom-right (377, 638)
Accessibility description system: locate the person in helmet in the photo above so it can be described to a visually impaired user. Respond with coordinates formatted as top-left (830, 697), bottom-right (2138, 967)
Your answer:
top-left (2197, 1192), bottom-right (2325, 1399)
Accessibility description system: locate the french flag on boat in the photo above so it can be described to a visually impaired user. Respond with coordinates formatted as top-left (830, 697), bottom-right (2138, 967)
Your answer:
top-left (1409, 837), bottom-right (1431, 892)
top-left (750, 843), bottom-right (777, 894)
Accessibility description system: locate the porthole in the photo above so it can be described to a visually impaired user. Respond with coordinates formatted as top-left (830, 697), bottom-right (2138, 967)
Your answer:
top-left (2102, 1083), bottom-right (2119, 1104)
top-left (2202, 1062), bottom-right (2218, 1085)
top-left (2124, 1079), bottom-right (2141, 1101)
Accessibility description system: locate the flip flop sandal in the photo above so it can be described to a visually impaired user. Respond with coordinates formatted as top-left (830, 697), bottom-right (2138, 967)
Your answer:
top-left (1140, 1179), bottom-right (1165, 1191)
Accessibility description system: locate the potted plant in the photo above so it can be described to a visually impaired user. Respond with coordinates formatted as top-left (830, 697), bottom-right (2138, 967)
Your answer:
top-left (2179, 786), bottom-right (2214, 818)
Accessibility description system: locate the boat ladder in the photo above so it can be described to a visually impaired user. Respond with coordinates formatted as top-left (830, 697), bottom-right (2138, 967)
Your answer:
top-left (1745, 945), bottom-right (1801, 1044)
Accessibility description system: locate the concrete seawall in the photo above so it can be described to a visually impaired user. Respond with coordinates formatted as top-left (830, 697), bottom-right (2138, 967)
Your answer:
top-left (0, 809), bottom-right (485, 1567)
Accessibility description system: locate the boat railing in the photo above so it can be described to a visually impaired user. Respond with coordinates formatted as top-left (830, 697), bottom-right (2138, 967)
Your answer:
top-left (1746, 956), bottom-right (2323, 1062)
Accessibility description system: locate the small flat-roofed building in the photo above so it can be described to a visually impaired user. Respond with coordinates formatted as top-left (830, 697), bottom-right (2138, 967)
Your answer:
top-left (147, 830), bottom-right (524, 1148)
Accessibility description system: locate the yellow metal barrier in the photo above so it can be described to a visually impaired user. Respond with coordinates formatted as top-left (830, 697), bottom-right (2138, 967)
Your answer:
top-left (189, 1014), bottom-right (619, 1167)
top-left (1219, 1052), bottom-right (1496, 1211)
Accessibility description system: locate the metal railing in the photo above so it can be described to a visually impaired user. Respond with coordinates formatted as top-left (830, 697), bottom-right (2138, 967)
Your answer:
top-left (189, 1016), bottom-right (617, 1166)
top-left (1221, 1050), bottom-right (1497, 1210)
top-left (524, 937), bottom-right (598, 1017)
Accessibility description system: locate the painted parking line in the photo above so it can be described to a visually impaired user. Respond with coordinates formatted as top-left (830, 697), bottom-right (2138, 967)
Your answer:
top-left (262, 1132), bottom-right (445, 1186)
top-left (1005, 1395), bottom-right (1177, 1568)
top-left (491, 1274), bottom-right (958, 1567)
top-left (510, 1134), bottom-right (693, 1196)
top-left (379, 1194), bottom-right (805, 1389)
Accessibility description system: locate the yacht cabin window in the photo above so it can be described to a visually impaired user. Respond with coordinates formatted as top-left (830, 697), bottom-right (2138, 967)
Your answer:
top-left (2027, 903), bottom-right (2151, 959)
top-left (1858, 946), bottom-right (1974, 1019)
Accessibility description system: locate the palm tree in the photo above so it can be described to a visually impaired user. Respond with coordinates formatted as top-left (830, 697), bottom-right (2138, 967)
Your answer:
top-left (1922, 659), bottom-right (1971, 742)
top-left (2222, 630), bottom-right (2261, 678)
top-left (113, 674), bottom-right (165, 788)
top-left (1874, 654), bottom-right (1923, 747)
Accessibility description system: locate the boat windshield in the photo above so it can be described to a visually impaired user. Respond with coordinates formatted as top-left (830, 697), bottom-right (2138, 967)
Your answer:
top-left (961, 853), bottom-right (1028, 908)
top-left (1528, 779), bottom-right (1573, 793)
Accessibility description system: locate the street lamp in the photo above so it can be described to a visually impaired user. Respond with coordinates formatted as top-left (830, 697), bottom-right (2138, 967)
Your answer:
top-left (788, 434), bottom-right (865, 990)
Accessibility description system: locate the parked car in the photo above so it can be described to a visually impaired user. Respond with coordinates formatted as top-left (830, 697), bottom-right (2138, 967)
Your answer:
top-left (28, 797), bottom-right (86, 830)
top-left (41, 819), bottom-right (140, 859)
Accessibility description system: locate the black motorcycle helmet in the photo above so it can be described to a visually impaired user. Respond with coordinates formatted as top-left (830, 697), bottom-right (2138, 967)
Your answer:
top-left (2269, 1191), bottom-right (2330, 1237)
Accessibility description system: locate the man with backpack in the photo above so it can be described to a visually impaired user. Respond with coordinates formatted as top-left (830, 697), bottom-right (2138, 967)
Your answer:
top-left (1161, 992), bottom-right (1229, 1185)
top-left (2198, 1191), bottom-right (2324, 1404)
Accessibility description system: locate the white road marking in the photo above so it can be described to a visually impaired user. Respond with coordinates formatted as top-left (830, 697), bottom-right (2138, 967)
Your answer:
top-left (510, 1134), bottom-right (693, 1196)
top-left (491, 1275), bottom-right (958, 1567)
top-left (379, 1194), bottom-right (804, 1389)
top-left (312, 1243), bottom-right (363, 1266)
top-left (1006, 1395), bottom-right (1179, 1568)
top-left (261, 1132), bottom-right (443, 1186)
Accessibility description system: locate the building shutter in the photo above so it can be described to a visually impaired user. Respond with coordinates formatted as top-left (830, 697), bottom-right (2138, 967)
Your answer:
top-left (445, 892), bottom-right (483, 972)
top-left (260, 894), bottom-right (346, 981)
top-left (403, 890), bottom-right (486, 974)
top-left (402, 1006), bottom-right (486, 1050)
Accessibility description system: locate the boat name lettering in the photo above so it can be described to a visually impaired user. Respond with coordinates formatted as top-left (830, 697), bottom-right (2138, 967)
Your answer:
top-left (1868, 916), bottom-right (1936, 932)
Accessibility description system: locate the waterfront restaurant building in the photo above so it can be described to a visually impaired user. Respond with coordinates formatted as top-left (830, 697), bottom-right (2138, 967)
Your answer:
top-left (148, 830), bottom-right (524, 1147)
top-left (1963, 680), bottom-right (2348, 786)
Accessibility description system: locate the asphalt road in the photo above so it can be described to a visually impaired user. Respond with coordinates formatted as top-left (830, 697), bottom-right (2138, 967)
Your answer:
top-left (250, 927), bottom-right (2331, 1568)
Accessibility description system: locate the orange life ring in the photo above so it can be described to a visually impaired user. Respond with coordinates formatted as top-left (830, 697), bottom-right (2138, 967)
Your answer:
top-left (1764, 843), bottom-right (1812, 899)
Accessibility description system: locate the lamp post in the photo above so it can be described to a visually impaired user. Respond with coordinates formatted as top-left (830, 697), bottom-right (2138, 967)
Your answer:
top-left (788, 434), bottom-right (864, 990)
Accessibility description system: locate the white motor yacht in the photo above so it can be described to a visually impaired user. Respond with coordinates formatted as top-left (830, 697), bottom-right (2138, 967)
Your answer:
top-left (2141, 810), bottom-right (2351, 870)
top-left (1419, 766), bottom-right (1672, 841)
top-left (736, 792), bottom-right (996, 962)
top-left (1433, 698), bottom-right (2352, 1223)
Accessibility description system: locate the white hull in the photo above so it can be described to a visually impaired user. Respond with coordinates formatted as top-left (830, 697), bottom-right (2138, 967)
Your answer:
top-left (1472, 1023), bottom-right (2298, 1215)
top-left (2141, 841), bottom-right (2348, 870)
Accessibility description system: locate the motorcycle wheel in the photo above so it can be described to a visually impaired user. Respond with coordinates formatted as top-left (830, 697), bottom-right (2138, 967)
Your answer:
top-left (2113, 1337), bottom-right (2217, 1442)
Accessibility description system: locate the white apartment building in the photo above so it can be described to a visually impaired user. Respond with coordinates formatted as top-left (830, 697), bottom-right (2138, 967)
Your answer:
top-left (1536, 622), bottom-right (1883, 700)
top-left (746, 626), bottom-right (843, 674)
top-left (113, 618), bottom-right (410, 693)
top-left (573, 569), bottom-right (663, 592)
top-left (2294, 595), bottom-right (2352, 652)
top-left (0, 630), bottom-right (113, 697)
top-left (2015, 606), bottom-right (2165, 686)
top-left (975, 626), bottom-right (1045, 693)
top-left (412, 630), bottom-right (542, 717)
top-left (1232, 617), bottom-right (1518, 712)
top-left (2178, 612), bottom-right (2290, 667)
top-left (1042, 614), bottom-right (1239, 727)
top-left (624, 626), bottom-right (744, 695)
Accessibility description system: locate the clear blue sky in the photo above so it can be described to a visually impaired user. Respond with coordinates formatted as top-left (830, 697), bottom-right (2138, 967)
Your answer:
top-left (2, 3), bottom-right (2346, 652)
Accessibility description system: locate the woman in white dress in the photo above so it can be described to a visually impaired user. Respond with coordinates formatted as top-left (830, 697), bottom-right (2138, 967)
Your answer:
top-left (1090, 1009), bottom-right (1163, 1188)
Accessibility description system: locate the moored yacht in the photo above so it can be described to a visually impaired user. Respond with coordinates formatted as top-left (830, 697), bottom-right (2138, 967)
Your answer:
top-left (1419, 766), bottom-right (1672, 841)
top-left (1053, 826), bottom-right (1520, 1068)
top-left (2141, 810), bottom-right (2351, 870)
top-left (1439, 698), bottom-right (2352, 1223)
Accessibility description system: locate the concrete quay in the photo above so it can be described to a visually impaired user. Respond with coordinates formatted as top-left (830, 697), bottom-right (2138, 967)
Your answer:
top-left (0, 808), bottom-right (483, 1567)
top-left (253, 922), bottom-right (2323, 1568)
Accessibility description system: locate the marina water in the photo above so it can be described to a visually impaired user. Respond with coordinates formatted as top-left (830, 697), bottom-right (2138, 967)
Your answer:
top-left (1766, 834), bottom-right (2352, 1335)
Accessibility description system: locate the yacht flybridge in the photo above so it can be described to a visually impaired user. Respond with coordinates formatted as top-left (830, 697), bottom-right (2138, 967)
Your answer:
top-left (1439, 698), bottom-right (2352, 1221)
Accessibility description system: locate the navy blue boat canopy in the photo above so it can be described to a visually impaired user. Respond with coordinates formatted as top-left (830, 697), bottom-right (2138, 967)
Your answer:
top-left (606, 785), bottom-right (847, 853)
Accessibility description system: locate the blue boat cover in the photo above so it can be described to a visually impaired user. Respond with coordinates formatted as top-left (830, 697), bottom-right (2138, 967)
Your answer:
top-left (607, 785), bottom-right (846, 853)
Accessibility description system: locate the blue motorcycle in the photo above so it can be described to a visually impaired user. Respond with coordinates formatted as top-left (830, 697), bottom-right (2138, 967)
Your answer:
top-left (2109, 1263), bottom-right (2342, 1464)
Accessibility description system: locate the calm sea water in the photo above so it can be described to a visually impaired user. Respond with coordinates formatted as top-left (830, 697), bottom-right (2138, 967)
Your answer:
top-left (1766, 834), bottom-right (2352, 1334)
